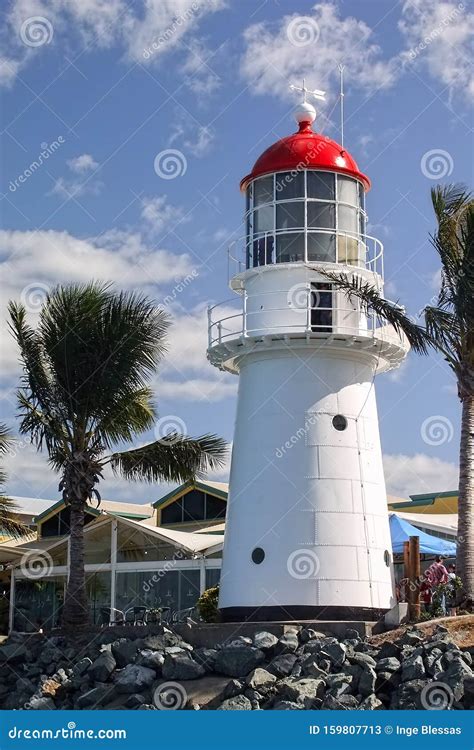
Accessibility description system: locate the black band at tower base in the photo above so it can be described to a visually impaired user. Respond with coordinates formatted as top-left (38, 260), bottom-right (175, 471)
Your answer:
top-left (219, 604), bottom-right (388, 622)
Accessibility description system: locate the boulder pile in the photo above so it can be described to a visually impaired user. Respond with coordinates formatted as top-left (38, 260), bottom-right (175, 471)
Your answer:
top-left (0, 623), bottom-right (472, 710)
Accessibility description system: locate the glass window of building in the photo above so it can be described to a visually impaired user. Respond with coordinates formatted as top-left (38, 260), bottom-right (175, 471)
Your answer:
top-left (307, 202), bottom-right (335, 229)
top-left (276, 201), bottom-right (304, 230)
top-left (254, 204), bottom-right (274, 235)
top-left (338, 176), bottom-right (358, 206)
top-left (338, 205), bottom-right (358, 234)
top-left (253, 175), bottom-right (273, 206)
top-left (307, 233), bottom-right (336, 262)
top-left (276, 233), bottom-right (305, 263)
top-left (183, 490), bottom-right (205, 521)
top-left (275, 171), bottom-right (304, 200)
top-left (307, 171), bottom-right (335, 200)
top-left (310, 283), bottom-right (333, 333)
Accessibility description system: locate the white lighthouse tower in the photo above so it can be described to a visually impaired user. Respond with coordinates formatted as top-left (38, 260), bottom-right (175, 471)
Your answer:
top-left (207, 87), bottom-right (409, 622)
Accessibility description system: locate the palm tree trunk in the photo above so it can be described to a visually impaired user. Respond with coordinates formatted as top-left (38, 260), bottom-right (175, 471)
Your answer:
top-left (61, 501), bottom-right (90, 629)
top-left (457, 395), bottom-right (474, 602)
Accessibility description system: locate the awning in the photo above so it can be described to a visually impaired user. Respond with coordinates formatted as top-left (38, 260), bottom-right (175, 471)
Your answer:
top-left (389, 513), bottom-right (456, 555)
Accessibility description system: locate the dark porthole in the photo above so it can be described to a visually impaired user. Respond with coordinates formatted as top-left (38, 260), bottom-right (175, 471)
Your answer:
top-left (332, 414), bottom-right (348, 431)
top-left (251, 547), bottom-right (265, 564)
top-left (384, 550), bottom-right (391, 567)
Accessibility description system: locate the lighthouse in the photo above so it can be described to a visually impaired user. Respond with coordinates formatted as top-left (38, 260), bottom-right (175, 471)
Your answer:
top-left (207, 86), bottom-right (410, 622)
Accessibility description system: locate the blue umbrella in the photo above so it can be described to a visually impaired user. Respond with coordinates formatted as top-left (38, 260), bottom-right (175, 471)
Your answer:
top-left (389, 513), bottom-right (456, 556)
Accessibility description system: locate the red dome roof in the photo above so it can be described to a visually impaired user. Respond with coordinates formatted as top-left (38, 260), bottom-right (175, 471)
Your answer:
top-left (240, 122), bottom-right (370, 192)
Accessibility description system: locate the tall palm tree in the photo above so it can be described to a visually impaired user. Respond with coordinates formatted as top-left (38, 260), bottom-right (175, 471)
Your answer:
top-left (8, 283), bottom-right (227, 629)
top-left (0, 423), bottom-right (30, 538)
top-left (321, 184), bottom-right (473, 602)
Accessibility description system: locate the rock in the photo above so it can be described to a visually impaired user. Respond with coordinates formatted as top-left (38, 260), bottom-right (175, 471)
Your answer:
top-left (253, 631), bottom-right (278, 652)
top-left (359, 694), bottom-right (383, 710)
top-left (246, 668), bottom-right (277, 690)
top-left (137, 704), bottom-right (157, 710)
top-left (323, 694), bottom-right (356, 710)
top-left (125, 693), bottom-right (147, 708)
top-left (88, 652), bottom-right (116, 683)
top-left (349, 652), bottom-right (377, 669)
top-left (111, 639), bottom-right (140, 668)
top-left (321, 642), bottom-right (347, 667)
top-left (217, 695), bottom-right (252, 710)
top-left (222, 679), bottom-right (244, 700)
top-left (184, 676), bottom-right (232, 709)
top-left (359, 668), bottom-right (377, 697)
top-left (162, 654), bottom-right (205, 681)
top-left (193, 648), bottom-right (218, 673)
top-left (326, 673), bottom-right (353, 689)
top-left (375, 671), bottom-right (400, 694)
top-left (345, 629), bottom-right (361, 640)
top-left (0, 643), bottom-right (28, 663)
top-left (377, 641), bottom-right (401, 660)
top-left (278, 678), bottom-right (325, 704)
top-left (73, 658), bottom-right (92, 677)
top-left (301, 658), bottom-right (327, 679)
top-left (114, 665), bottom-right (156, 694)
top-left (214, 646), bottom-right (265, 678)
top-left (463, 677), bottom-right (474, 709)
top-left (435, 659), bottom-right (472, 702)
top-left (399, 631), bottom-right (423, 647)
top-left (76, 686), bottom-right (111, 709)
top-left (224, 636), bottom-right (253, 648)
top-left (28, 696), bottom-right (56, 710)
top-left (272, 700), bottom-right (304, 710)
top-left (136, 649), bottom-right (164, 673)
top-left (275, 632), bottom-right (299, 654)
top-left (376, 657), bottom-right (400, 673)
top-left (424, 650), bottom-right (443, 677)
top-left (401, 655), bottom-right (425, 682)
top-left (267, 653), bottom-right (298, 678)
top-left (300, 629), bottom-right (326, 644)
top-left (391, 679), bottom-right (427, 710)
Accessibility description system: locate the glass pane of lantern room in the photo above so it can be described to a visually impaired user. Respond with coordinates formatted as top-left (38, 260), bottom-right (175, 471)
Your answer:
top-left (254, 205), bottom-right (274, 235)
top-left (253, 176), bottom-right (273, 206)
top-left (338, 205), bottom-right (358, 234)
top-left (307, 202), bottom-right (335, 229)
top-left (275, 171), bottom-right (304, 200)
top-left (307, 171), bottom-right (335, 200)
top-left (338, 176), bottom-right (358, 206)
top-left (276, 202), bottom-right (304, 230)
top-left (307, 233), bottom-right (336, 262)
top-left (276, 233), bottom-right (305, 263)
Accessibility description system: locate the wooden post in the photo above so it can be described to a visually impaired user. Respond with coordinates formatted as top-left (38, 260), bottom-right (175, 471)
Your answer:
top-left (408, 535), bottom-right (421, 620)
top-left (403, 541), bottom-right (410, 581)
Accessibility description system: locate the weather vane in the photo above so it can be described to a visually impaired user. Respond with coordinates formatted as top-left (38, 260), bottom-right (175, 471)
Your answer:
top-left (289, 78), bottom-right (326, 103)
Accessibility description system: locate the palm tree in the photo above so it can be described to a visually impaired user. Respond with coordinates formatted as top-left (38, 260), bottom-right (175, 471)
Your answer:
top-left (320, 184), bottom-right (473, 602)
top-left (0, 423), bottom-right (30, 538)
top-left (8, 282), bottom-right (227, 629)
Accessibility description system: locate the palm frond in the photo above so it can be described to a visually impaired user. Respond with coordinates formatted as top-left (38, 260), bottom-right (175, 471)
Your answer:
top-left (0, 496), bottom-right (31, 538)
top-left (318, 271), bottom-right (431, 354)
top-left (108, 434), bottom-right (228, 484)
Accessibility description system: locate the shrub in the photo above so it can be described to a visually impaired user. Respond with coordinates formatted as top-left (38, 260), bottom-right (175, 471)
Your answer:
top-left (197, 585), bottom-right (220, 623)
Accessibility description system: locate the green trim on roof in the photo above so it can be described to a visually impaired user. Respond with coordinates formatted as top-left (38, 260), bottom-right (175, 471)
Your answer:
top-left (107, 511), bottom-right (150, 520)
top-left (409, 491), bottom-right (458, 501)
top-left (153, 480), bottom-right (228, 510)
top-left (33, 501), bottom-right (101, 524)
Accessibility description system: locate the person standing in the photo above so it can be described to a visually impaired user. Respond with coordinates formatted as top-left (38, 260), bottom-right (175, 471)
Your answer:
top-left (425, 556), bottom-right (450, 614)
top-left (446, 563), bottom-right (458, 617)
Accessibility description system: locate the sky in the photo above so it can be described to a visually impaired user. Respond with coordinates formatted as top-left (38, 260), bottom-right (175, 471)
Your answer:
top-left (0, 0), bottom-right (472, 505)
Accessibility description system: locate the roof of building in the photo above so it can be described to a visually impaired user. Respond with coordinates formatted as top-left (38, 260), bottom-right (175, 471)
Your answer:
top-left (240, 121), bottom-right (371, 192)
top-left (33, 497), bottom-right (153, 523)
top-left (107, 515), bottom-right (224, 556)
top-left (152, 480), bottom-right (228, 510)
top-left (8, 496), bottom-right (56, 518)
top-left (395, 512), bottom-right (458, 536)
top-left (388, 490), bottom-right (458, 514)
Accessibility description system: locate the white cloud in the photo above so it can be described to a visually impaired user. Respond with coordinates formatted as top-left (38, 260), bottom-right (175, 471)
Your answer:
top-left (67, 153), bottom-right (98, 173)
top-left (140, 195), bottom-right (186, 235)
top-left (168, 115), bottom-right (215, 157)
top-left (383, 452), bottom-right (458, 499)
top-left (240, 3), bottom-right (398, 105)
top-left (0, 227), bottom-right (195, 377)
top-left (180, 38), bottom-right (221, 98)
top-left (398, 0), bottom-right (474, 101)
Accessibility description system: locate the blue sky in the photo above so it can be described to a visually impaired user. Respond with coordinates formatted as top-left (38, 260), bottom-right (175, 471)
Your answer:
top-left (0, 0), bottom-right (472, 504)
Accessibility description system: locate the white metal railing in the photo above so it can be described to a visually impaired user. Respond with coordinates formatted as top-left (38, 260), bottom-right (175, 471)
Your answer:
top-left (207, 288), bottom-right (384, 349)
top-left (227, 228), bottom-right (384, 281)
